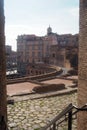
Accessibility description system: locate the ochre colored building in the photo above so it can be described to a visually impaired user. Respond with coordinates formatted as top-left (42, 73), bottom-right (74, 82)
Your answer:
top-left (17, 26), bottom-right (78, 75)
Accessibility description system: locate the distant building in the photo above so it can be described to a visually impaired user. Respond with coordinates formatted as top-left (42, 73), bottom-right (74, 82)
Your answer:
top-left (49, 45), bottom-right (66, 67)
top-left (6, 45), bottom-right (12, 55)
top-left (17, 27), bottom-right (58, 75)
top-left (6, 45), bottom-right (17, 70)
top-left (17, 26), bottom-right (78, 75)
top-left (49, 34), bottom-right (79, 68)
top-left (57, 34), bottom-right (78, 47)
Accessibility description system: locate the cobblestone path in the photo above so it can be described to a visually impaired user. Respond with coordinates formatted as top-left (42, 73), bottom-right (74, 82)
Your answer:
top-left (7, 93), bottom-right (77, 130)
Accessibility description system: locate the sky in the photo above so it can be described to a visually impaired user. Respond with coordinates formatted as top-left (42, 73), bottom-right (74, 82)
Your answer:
top-left (4, 0), bottom-right (79, 51)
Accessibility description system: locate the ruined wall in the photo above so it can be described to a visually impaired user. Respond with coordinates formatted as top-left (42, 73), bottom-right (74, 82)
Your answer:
top-left (0, 0), bottom-right (7, 122)
top-left (78, 0), bottom-right (87, 129)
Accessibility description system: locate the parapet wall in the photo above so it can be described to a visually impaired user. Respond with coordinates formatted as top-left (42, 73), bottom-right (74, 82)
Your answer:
top-left (7, 66), bottom-right (62, 84)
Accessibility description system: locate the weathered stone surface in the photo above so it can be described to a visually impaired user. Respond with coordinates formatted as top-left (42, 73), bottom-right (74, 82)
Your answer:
top-left (7, 93), bottom-right (77, 130)
top-left (78, 0), bottom-right (87, 130)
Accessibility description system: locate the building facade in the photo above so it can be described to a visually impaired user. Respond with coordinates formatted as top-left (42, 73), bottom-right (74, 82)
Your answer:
top-left (6, 45), bottom-right (17, 70)
top-left (49, 34), bottom-right (78, 68)
top-left (17, 27), bottom-right (78, 75)
top-left (49, 45), bottom-right (66, 67)
top-left (57, 34), bottom-right (78, 47)
top-left (17, 27), bottom-right (58, 75)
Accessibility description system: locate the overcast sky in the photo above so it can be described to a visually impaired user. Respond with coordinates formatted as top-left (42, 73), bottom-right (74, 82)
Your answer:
top-left (4, 0), bottom-right (79, 51)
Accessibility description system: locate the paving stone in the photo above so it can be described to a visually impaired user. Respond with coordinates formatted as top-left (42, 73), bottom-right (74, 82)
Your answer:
top-left (40, 122), bottom-right (46, 127)
top-left (7, 92), bottom-right (77, 130)
top-left (9, 123), bottom-right (17, 128)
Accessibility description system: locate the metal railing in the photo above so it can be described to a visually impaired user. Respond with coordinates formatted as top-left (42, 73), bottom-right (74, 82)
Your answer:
top-left (40, 103), bottom-right (87, 130)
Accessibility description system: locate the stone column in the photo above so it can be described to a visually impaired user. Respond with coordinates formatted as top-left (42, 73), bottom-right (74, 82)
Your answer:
top-left (0, 0), bottom-right (7, 122)
top-left (78, 0), bottom-right (87, 129)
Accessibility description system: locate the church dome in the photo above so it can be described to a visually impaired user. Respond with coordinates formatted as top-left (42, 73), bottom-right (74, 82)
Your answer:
top-left (47, 25), bottom-right (52, 35)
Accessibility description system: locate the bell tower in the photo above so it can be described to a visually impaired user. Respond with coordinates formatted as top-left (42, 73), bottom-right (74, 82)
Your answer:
top-left (47, 25), bottom-right (52, 35)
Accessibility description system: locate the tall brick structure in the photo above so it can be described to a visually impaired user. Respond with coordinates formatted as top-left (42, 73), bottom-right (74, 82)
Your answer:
top-left (0, 0), bottom-right (7, 122)
top-left (78, 0), bottom-right (87, 129)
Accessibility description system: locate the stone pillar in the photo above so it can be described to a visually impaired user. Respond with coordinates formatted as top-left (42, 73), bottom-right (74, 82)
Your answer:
top-left (0, 0), bottom-right (7, 122)
top-left (78, 0), bottom-right (87, 129)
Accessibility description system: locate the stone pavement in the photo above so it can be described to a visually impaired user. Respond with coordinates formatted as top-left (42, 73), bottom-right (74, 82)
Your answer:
top-left (7, 77), bottom-right (76, 97)
top-left (41, 78), bottom-right (73, 86)
top-left (7, 82), bottom-right (40, 96)
top-left (7, 92), bottom-right (77, 130)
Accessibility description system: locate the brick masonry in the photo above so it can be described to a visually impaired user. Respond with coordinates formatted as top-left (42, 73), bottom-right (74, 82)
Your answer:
top-left (78, 0), bottom-right (87, 129)
top-left (0, 0), bottom-right (7, 122)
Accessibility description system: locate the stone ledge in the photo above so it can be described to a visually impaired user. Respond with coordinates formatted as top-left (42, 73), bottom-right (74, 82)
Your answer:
top-left (7, 86), bottom-right (77, 102)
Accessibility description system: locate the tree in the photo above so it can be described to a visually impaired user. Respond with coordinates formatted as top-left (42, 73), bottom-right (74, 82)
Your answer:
top-left (0, 0), bottom-right (7, 126)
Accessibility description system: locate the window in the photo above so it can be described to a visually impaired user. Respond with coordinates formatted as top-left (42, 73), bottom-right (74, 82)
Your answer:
top-left (52, 53), bottom-right (55, 58)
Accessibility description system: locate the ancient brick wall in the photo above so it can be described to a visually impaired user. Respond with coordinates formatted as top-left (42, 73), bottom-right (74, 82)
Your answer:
top-left (78, 0), bottom-right (87, 129)
top-left (0, 0), bottom-right (7, 123)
